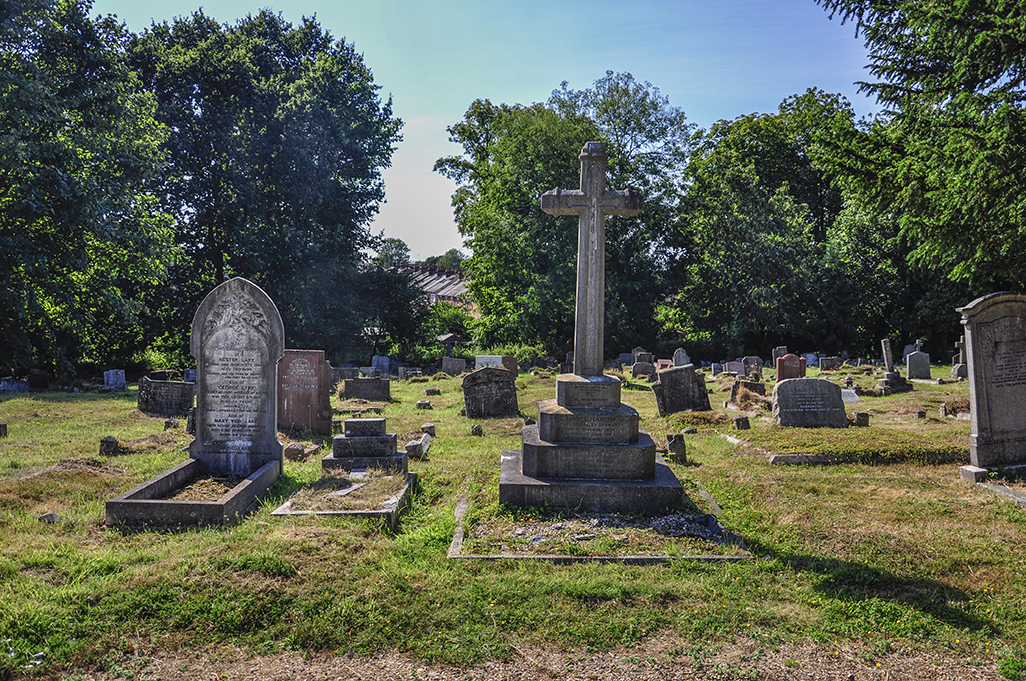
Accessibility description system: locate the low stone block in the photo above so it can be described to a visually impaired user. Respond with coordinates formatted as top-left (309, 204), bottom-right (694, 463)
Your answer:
top-left (733, 416), bottom-right (750, 430)
top-left (555, 373), bottom-right (621, 408)
top-left (521, 425), bottom-right (655, 480)
top-left (960, 465), bottom-right (989, 483)
top-left (332, 432), bottom-right (396, 458)
top-left (345, 418), bottom-right (386, 437)
top-left (343, 378), bottom-right (390, 402)
top-left (536, 400), bottom-right (640, 444)
top-left (421, 422), bottom-right (435, 436)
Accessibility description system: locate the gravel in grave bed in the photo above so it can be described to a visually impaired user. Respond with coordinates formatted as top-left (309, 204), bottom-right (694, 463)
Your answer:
top-left (464, 512), bottom-right (746, 557)
top-left (161, 474), bottom-right (246, 501)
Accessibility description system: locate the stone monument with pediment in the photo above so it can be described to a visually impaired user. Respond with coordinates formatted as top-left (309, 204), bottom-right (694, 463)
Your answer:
top-left (498, 142), bottom-right (683, 514)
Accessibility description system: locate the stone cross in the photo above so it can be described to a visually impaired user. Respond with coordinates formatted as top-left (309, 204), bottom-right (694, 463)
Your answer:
top-left (541, 142), bottom-right (643, 376)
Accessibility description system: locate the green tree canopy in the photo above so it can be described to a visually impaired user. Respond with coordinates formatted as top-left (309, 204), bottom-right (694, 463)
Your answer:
top-left (816, 0), bottom-right (1026, 287)
top-left (0, 0), bottom-right (173, 377)
top-left (129, 10), bottom-right (403, 361)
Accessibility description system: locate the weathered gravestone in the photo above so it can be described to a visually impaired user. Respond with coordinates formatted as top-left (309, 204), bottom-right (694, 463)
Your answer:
top-left (106, 277), bottom-right (284, 527)
top-left (632, 362), bottom-right (657, 379)
top-left (498, 142), bottom-right (682, 514)
top-left (501, 356), bottom-right (519, 375)
top-left (476, 355), bottom-right (503, 369)
top-left (881, 338), bottom-right (895, 371)
top-left (635, 351), bottom-right (655, 365)
top-left (322, 417), bottom-right (406, 473)
top-left (958, 292), bottom-right (1026, 467)
top-left (730, 379), bottom-right (765, 403)
top-left (772, 378), bottom-right (849, 428)
top-left (619, 352), bottom-right (634, 367)
top-left (440, 356), bottom-right (467, 376)
top-left (652, 365), bottom-right (711, 416)
top-left (723, 360), bottom-right (745, 375)
top-left (906, 350), bottom-right (932, 380)
top-left (331, 366), bottom-right (360, 384)
top-left (772, 346), bottom-right (789, 364)
top-left (137, 377), bottom-right (195, 417)
top-left (818, 356), bottom-right (841, 372)
top-left (775, 353), bottom-right (806, 380)
top-left (742, 356), bottom-right (764, 378)
top-left (951, 335), bottom-right (969, 379)
top-left (673, 347), bottom-right (690, 367)
top-left (463, 366), bottom-right (518, 418)
top-left (277, 349), bottom-right (332, 435)
top-left (104, 369), bottom-right (126, 390)
top-left (342, 377), bottom-right (391, 402)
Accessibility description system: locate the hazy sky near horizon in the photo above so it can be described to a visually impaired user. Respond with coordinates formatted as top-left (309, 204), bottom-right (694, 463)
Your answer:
top-left (91, 0), bottom-right (879, 260)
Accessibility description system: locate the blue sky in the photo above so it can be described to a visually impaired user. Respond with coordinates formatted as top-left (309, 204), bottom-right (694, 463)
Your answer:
top-left (91, 0), bottom-right (878, 260)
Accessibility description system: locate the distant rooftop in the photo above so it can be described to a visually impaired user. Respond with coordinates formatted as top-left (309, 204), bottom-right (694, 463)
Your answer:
top-left (394, 263), bottom-right (473, 310)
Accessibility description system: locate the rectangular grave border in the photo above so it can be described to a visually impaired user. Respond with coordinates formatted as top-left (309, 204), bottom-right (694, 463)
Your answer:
top-left (269, 472), bottom-right (417, 529)
top-left (446, 481), bottom-right (750, 564)
top-left (105, 459), bottom-right (280, 529)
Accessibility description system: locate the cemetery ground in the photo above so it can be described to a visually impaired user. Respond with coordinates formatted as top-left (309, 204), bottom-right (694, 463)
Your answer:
top-left (0, 368), bottom-right (1024, 680)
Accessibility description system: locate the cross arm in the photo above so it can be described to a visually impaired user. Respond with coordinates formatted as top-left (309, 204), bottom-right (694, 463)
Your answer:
top-left (540, 189), bottom-right (586, 216)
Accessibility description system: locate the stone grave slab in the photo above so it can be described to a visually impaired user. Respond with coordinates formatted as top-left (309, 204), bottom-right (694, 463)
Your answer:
top-left (463, 366), bottom-right (518, 418)
top-left (652, 364), bottom-right (712, 416)
top-left (772, 378), bottom-right (849, 428)
top-left (278, 349), bottom-right (332, 435)
top-left (342, 378), bottom-right (391, 402)
top-left (441, 356), bottom-right (467, 376)
top-left (906, 350), bottom-right (932, 379)
top-left (959, 292), bottom-right (1026, 466)
top-left (137, 377), bottom-right (195, 417)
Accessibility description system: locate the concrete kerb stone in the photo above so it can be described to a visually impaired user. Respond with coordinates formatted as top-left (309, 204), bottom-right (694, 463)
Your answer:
top-left (447, 481), bottom-right (749, 564)
top-left (960, 463), bottom-right (1026, 508)
top-left (270, 472), bottom-right (417, 529)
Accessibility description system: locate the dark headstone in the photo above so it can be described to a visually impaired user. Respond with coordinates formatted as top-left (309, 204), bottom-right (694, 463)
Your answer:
top-left (371, 355), bottom-right (391, 376)
top-left (733, 415), bottom-right (750, 430)
top-left (818, 356), bottom-right (841, 372)
top-left (331, 367), bottom-right (359, 384)
top-left (462, 366), bottom-right (518, 418)
top-left (772, 378), bottom-right (849, 428)
top-left (854, 411), bottom-right (870, 427)
top-left (103, 369), bottom-right (126, 390)
top-left (342, 378), bottom-right (391, 402)
top-left (652, 365), bottom-right (712, 416)
top-left (138, 377), bottom-right (195, 417)
top-left (666, 433), bottom-right (687, 463)
top-left (277, 349), bottom-right (332, 435)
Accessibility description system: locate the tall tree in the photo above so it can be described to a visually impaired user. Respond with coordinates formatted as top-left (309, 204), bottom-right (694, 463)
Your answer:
top-left (0, 0), bottom-right (173, 377)
top-left (129, 11), bottom-right (403, 361)
top-left (815, 0), bottom-right (1026, 288)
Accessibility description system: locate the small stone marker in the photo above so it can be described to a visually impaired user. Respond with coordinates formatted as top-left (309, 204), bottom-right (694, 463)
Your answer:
top-left (404, 433), bottom-right (431, 459)
top-left (906, 350), bottom-right (931, 379)
top-left (440, 356), bottom-right (467, 376)
top-left (470, 424), bottom-right (483, 436)
top-left (278, 349), bottom-right (332, 435)
top-left (666, 434), bottom-right (687, 463)
top-left (0, 423), bottom-right (6, 437)
top-left (733, 415), bottom-right (750, 430)
top-left (425, 388), bottom-right (441, 396)
top-left (652, 364), bottom-right (712, 416)
top-left (960, 465), bottom-right (989, 483)
top-left (462, 366), bottom-right (518, 418)
top-left (138, 377), bottom-right (195, 417)
top-left (38, 512), bottom-right (63, 524)
top-left (958, 292), bottom-right (1026, 466)
top-left (104, 369), bottom-right (126, 390)
top-left (915, 410), bottom-right (927, 419)
top-left (939, 403), bottom-right (948, 417)
top-left (421, 423), bottom-right (435, 436)
top-left (673, 348), bottom-right (690, 367)
top-left (416, 400), bottom-right (432, 409)
top-left (342, 377), bottom-right (390, 402)
top-left (99, 436), bottom-right (121, 456)
top-left (772, 378), bottom-right (848, 428)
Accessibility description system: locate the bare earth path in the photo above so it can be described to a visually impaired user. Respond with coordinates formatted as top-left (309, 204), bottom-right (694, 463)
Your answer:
top-left (77, 635), bottom-right (1002, 680)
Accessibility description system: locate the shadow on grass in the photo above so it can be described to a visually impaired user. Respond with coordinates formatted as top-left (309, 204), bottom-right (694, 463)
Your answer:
top-left (744, 536), bottom-right (995, 634)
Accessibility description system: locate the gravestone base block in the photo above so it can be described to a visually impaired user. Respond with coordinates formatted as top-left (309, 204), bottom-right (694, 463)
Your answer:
top-left (499, 449), bottom-right (682, 515)
top-left (970, 433), bottom-right (1026, 468)
top-left (321, 451), bottom-right (408, 475)
top-left (105, 458), bottom-right (280, 528)
top-left (537, 400), bottom-right (639, 444)
top-left (521, 425), bottom-right (656, 480)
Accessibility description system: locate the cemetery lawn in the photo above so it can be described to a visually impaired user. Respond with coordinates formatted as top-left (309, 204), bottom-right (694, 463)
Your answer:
top-left (1, 370), bottom-right (1025, 679)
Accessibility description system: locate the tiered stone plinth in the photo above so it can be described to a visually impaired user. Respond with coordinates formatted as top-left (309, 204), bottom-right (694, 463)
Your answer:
top-left (499, 374), bottom-right (682, 514)
top-left (322, 418), bottom-right (407, 473)
top-left (877, 371), bottom-right (913, 394)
